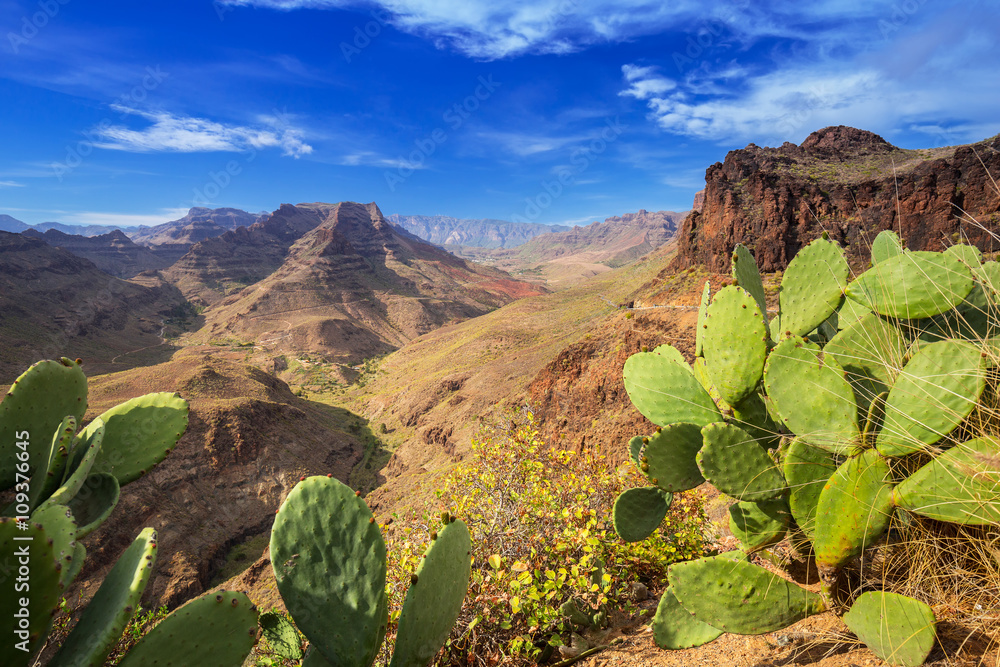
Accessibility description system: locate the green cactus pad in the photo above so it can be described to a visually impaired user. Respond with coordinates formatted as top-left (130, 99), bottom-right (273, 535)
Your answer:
top-left (837, 296), bottom-right (872, 331)
top-left (977, 260), bottom-right (1000, 304)
top-left (628, 435), bottom-right (643, 468)
top-left (692, 357), bottom-right (730, 410)
top-left (63, 540), bottom-right (86, 588)
top-left (777, 238), bottom-right (849, 337)
top-left (731, 244), bottom-right (768, 324)
top-left (643, 423), bottom-right (705, 492)
top-left (814, 449), bottom-right (894, 571)
top-left (728, 499), bottom-right (789, 553)
top-left (44, 420), bottom-right (104, 508)
top-left (696, 280), bottom-right (710, 357)
top-left (30, 503), bottom-right (77, 579)
top-left (271, 476), bottom-right (386, 667)
top-left (703, 286), bottom-right (768, 406)
top-left (49, 527), bottom-right (158, 667)
top-left (27, 416), bottom-right (75, 513)
top-left (66, 473), bottom-right (120, 538)
top-left (623, 350), bottom-right (721, 428)
top-left (390, 519), bottom-right (472, 667)
top-left (0, 358), bottom-right (87, 489)
top-left (0, 518), bottom-right (63, 666)
top-left (870, 230), bottom-right (904, 266)
top-left (783, 438), bottom-right (837, 540)
top-left (259, 611), bottom-right (303, 661)
top-left (846, 250), bottom-right (974, 319)
top-left (731, 392), bottom-right (781, 451)
top-left (894, 436), bottom-right (1000, 525)
top-left (651, 586), bottom-right (723, 650)
top-left (118, 590), bottom-right (258, 667)
top-left (763, 336), bottom-right (859, 455)
top-left (843, 592), bottom-right (936, 667)
top-left (669, 554), bottom-right (825, 634)
top-left (944, 242), bottom-right (983, 268)
top-left (80, 392), bottom-right (189, 486)
top-left (825, 313), bottom-right (908, 420)
top-left (612, 486), bottom-right (672, 542)
top-left (698, 423), bottom-right (786, 501)
top-left (876, 339), bottom-right (985, 457)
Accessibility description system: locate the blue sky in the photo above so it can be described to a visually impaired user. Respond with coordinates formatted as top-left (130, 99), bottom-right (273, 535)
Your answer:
top-left (1, 0), bottom-right (998, 228)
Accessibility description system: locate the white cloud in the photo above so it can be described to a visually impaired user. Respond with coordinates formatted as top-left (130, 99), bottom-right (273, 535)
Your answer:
top-left (338, 152), bottom-right (427, 169)
top-left (60, 209), bottom-right (192, 228)
top-left (619, 64), bottom-right (675, 100)
top-left (0, 181), bottom-right (24, 187)
top-left (93, 107), bottom-right (313, 157)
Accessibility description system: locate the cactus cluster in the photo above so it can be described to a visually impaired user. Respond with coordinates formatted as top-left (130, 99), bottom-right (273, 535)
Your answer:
top-left (0, 358), bottom-right (259, 667)
top-left (614, 233), bottom-right (1000, 666)
top-left (270, 475), bottom-right (472, 667)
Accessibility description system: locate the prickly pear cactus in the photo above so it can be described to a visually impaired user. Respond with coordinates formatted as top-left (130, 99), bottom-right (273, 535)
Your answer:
top-left (613, 232), bottom-right (1000, 664)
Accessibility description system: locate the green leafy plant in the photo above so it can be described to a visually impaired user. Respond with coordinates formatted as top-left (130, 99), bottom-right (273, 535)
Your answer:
top-left (393, 409), bottom-right (705, 664)
top-left (611, 234), bottom-right (1000, 666)
top-left (0, 357), bottom-right (259, 667)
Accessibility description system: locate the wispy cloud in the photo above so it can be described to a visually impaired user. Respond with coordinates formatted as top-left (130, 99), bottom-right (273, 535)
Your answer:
top-left (0, 181), bottom-right (25, 187)
top-left (92, 107), bottom-right (313, 157)
top-left (337, 152), bottom-right (427, 169)
top-left (619, 64), bottom-right (674, 100)
top-left (61, 209), bottom-right (192, 227)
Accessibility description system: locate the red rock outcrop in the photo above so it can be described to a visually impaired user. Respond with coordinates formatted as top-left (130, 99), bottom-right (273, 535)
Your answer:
top-left (672, 126), bottom-right (1000, 272)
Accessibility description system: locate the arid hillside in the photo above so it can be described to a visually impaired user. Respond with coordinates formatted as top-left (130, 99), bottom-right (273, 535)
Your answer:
top-left (675, 125), bottom-right (1000, 272)
top-left (22, 228), bottom-right (170, 278)
top-left (0, 231), bottom-right (185, 382)
top-left (184, 201), bottom-right (545, 362)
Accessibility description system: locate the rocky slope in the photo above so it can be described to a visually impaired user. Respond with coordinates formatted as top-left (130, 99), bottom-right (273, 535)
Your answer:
top-left (0, 214), bottom-right (29, 232)
top-left (190, 202), bottom-right (545, 362)
top-left (674, 126), bottom-right (1000, 272)
top-left (131, 207), bottom-right (264, 246)
top-left (387, 213), bottom-right (568, 249)
top-left (0, 231), bottom-right (185, 381)
top-left (62, 348), bottom-right (367, 610)
top-left (22, 228), bottom-right (169, 278)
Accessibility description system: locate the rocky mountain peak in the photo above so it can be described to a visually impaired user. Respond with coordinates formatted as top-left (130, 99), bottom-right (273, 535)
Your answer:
top-left (800, 125), bottom-right (896, 159)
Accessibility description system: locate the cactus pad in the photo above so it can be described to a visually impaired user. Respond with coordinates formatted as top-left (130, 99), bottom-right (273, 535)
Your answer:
top-left (870, 230), bottom-right (904, 266)
top-left (30, 503), bottom-right (77, 580)
top-left (0, 518), bottom-right (63, 666)
top-left (643, 423), bottom-right (705, 492)
top-left (390, 519), bottom-right (472, 667)
top-left (82, 392), bottom-right (189, 486)
top-left (696, 281), bottom-right (711, 357)
top-left (764, 336), bottom-right (859, 455)
top-left (271, 476), bottom-right (386, 667)
top-left (814, 449), bottom-right (894, 572)
top-left (623, 350), bottom-right (721, 427)
top-left (894, 436), bottom-right (1000, 525)
top-left (777, 237), bottom-right (849, 337)
top-left (731, 244), bottom-right (769, 324)
top-left (825, 313), bottom-right (907, 419)
top-left (728, 499), bottom-right (789, 553)
top-left (698, 423), bottom-right (785, 501)
top-left (651, 586), bottom-right (722, 650)
top-left (669, 554), bottom-right (825, 634)
top-left (876, 339), bottom-right (985, 457)
top-left (118, 590), bottom-right (258, 667)
top-left (49, 527), bottom-right (158, 667)
top-left (612, 486), bottom-right (672, 542)
top-left (27, 416), bottom-right (75, 513)
top-left (66, 473), bottom-right (120, 538)
top-left (783, 438), bottom-right (837, 539)
top-left (0, 358), bottom-right (87, 488)
top-left (45, 420), bottom-right (104, 508)
top-left (846, 250), bottom-right (974, 319)
top-left (842, 592), bottom-right (936, 667)
top-left (259, 611), bottom-right (303, 661)
top-left (703, 286), bottom-right (768, 406)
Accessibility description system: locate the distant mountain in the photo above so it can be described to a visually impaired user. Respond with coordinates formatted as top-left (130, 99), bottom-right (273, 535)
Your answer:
top-left (477, 209), bottom-right (688, 288)
top-left (0, 214), bottom-right (29, 233)
top-left (34, 222), bottom-right (142, 236)
top-left (183, 201), bottom-right (545, 362)
top-left (130, 207), bottom-right (266, 246)
top-left (22, 228), bottom-right (170, 278)
top-left (0, 231), bottom-right (185, 381)
top-left (387, 214), bottom-right (569, 249)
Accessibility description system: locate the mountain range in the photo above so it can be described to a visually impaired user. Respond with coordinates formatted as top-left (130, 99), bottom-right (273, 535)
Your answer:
top-left (386, 214), bottom-right (570, 249)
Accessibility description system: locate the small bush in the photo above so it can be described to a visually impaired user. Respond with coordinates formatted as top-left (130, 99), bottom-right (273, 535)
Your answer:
top-left (383, 408), bottom-right (706, 666)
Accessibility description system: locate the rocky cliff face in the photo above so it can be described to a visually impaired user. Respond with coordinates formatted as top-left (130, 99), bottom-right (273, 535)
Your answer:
top-left (673, 126), bottom-right (1000, 272)
top-left (130, 207), bottom-right (265, 246)
top-left (387, 214), bottom-right (569, 249)
top-left (22, 228), bottom-right (170, 278)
